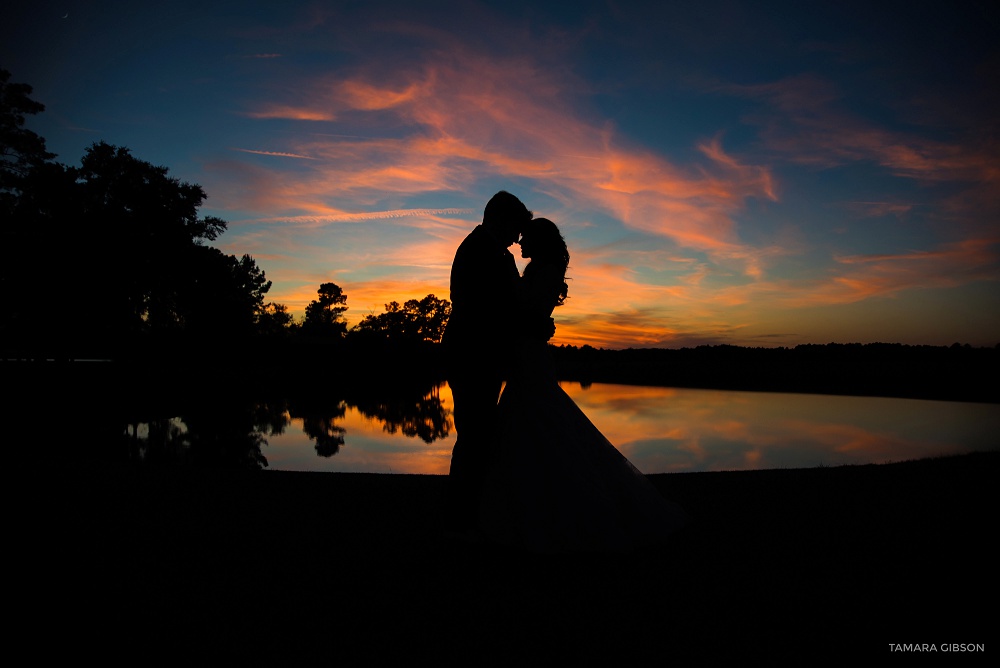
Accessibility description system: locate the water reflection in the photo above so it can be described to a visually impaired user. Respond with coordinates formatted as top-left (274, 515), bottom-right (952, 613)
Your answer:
top-left (125, 401), bottom-right (275, 469)
top-left (266, 385), bottom-right (457, 474)
top-left (123, 382), bottom-right (998, 474)
top-left (561, 384), bottom-right (1000, 472)
top-left (288, 396), bottom-right (348, 457)
top-left (350, 384), bottom-right (450, 443)
top-left (123, 382), bottom-right (452, 470)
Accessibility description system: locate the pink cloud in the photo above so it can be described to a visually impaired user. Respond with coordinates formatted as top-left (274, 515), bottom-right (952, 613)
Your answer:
top-left (254, 208), bottom-right (474, 224)
top-left (237, 50), bottom-right (776, 264)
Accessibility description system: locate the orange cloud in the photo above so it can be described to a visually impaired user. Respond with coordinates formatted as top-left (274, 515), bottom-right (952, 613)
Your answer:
top-left (237, 50), bottom-right (776, 264)
top-left (820, 238), bottom-right (1000, 301)
top-left (244, 106), bottom-right (336, 121)
top-left (338, 79), bottom-right (424, 110)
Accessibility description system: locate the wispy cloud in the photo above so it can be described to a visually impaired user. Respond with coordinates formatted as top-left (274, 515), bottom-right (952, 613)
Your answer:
top-left (229, 53), bottom-right (283, 59)
top-left (244, 106), bottom-right (336, 121)
top-left (231, 148), bottom-right (318, 160)
top-left (251, 208), bottom-right (475, 224)
top-left (720, 74), bottom-right (1000, 187)
top-left (842, 201), bottom-right (917, 218)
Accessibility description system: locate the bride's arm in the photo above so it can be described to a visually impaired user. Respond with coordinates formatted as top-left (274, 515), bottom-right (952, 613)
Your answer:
top-left (519, 265), bottom-right (563, 339)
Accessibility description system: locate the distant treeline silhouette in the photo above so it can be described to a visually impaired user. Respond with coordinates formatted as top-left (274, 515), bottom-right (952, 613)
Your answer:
top-left (550, 342), bottom-right (999, 403)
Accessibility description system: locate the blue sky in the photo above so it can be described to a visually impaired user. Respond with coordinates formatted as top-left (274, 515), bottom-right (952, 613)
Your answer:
top-left (4, 0), bottom-right (998, 347)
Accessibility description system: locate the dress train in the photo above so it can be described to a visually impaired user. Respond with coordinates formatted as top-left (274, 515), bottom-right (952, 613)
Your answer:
top-left (479, 343), bottom-right (689, 552)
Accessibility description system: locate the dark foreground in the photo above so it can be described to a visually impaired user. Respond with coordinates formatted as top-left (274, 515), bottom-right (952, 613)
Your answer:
top-left (19, 452), bottom-right (996, 663)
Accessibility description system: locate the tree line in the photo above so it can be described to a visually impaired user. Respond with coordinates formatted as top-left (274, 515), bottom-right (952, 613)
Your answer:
top-left (0, 69), bottom-right (449, 361)
top-left (293, 282), bottom-right (451, 344)
top-left (550, 342), bottom-right (999, 403)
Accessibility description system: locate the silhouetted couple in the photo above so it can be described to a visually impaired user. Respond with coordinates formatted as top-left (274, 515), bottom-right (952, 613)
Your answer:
top-left (443, 191), bottom-right (688, 552)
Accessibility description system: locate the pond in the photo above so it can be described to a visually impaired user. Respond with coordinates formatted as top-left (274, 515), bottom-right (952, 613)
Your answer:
top-left (180, 382), bottom-right (998, 474)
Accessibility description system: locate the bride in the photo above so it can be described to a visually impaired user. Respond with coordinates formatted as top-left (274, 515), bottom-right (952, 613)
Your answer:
top-left (479, 218), bottom-right (690, 552)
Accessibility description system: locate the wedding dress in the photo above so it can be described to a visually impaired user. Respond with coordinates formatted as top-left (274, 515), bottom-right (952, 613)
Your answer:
top-left (479, 271), bottom-right (690, 552)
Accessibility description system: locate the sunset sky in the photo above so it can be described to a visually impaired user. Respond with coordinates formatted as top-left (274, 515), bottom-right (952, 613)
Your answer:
top-left (4, 0), bottom-right (999, 348)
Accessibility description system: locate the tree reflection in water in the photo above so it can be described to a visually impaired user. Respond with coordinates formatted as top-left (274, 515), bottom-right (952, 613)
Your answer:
top-left (124, 400), bottom-right (272, 469)
top-left (122, 381), bottom-right (452, 468)
top-left (288, 396), bottom-right (348, 458)
top-left (350, 384), bottom-right (450, 443)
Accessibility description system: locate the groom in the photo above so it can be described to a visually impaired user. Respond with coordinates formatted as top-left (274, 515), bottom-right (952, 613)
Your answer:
top-left (443, 191), bottom-right (532, 531)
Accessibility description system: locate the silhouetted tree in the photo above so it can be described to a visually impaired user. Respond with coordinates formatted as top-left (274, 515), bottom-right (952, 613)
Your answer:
top-left (69, 142), bottom-right (272, 346)
top-left (0, 68), bottom-right (54, 207)
top-left (2, 126), bottom-right (274, 355)
top-left (70, 142), bottom-right (233, 337)
top-left (1, 70), bottom-right (61, 350)
top-left (176, 248), bottom-right (272, 336)
top-left (257, 302), bottom-right (294, 336)
top-left (302, 282), bottom-right (348, 338)
top-left (352, 294), bottom-right (451, 343)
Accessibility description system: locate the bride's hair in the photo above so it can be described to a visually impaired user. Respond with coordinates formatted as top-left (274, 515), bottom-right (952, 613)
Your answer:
top-left (523, 217), bottom-right (570, 306)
